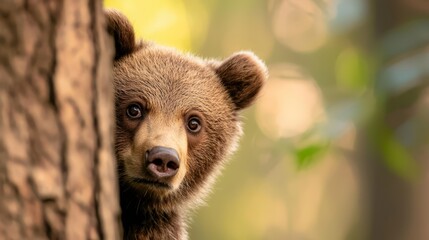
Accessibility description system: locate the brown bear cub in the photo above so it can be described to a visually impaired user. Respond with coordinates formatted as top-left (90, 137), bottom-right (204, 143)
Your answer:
top-left (105, 9), bottom-right (267, 240)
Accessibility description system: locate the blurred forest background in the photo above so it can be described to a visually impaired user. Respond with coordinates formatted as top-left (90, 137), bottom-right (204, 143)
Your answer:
top-left (105, 0), bottom-right (429, 239)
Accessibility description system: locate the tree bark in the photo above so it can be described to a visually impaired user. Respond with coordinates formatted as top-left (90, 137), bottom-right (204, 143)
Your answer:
top-left (367, 1), bottom-right (429, 239)
top-left (0, 0), bottom-right (120, 239)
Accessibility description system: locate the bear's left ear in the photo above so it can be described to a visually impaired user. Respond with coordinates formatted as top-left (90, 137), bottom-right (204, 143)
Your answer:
top-left (211, 51), bottom-right (268, 110)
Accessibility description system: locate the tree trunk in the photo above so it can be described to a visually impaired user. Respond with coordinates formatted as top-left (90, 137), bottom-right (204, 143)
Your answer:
top-left (367, 1), bottom-right (429, 239)
top-left (0, 0), bottom-right (120, 239)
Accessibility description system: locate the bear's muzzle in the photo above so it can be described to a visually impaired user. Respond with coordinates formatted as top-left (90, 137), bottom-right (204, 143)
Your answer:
top-left (146, 146), bottom-right (180, 179)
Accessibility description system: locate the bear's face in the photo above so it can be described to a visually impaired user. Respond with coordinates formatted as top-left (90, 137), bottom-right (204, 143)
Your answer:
top-left (114, 47), bottom-right (240, 194)
top-left (106, 10), bottom-right (267, 210)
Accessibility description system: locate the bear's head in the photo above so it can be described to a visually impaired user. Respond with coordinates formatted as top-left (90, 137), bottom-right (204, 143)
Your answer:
top-left (106, 9), bottom-right (267, 212)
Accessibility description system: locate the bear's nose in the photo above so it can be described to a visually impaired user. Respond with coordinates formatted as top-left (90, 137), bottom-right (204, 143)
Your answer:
top-left (146, 146), bottom-right (180, 179)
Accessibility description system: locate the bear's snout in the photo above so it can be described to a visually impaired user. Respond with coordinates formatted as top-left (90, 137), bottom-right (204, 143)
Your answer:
top-left (146, 146), bottom-right (180, 179)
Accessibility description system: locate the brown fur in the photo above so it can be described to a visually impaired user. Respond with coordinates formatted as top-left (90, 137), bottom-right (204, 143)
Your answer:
top-left (105, 9), bottom-right (267, 240)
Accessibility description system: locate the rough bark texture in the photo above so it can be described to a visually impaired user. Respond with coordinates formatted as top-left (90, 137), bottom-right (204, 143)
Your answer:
top-left (0, 0), bottom-right (120, 239)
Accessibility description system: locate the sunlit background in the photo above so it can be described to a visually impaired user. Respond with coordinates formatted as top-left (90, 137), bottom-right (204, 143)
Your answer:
top-left (104, 0), bottom-right (429, 239)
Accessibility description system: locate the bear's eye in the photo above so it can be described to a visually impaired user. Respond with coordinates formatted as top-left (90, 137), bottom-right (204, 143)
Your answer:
top-left (187, 117), bottom-right (201, 133)
top-left (126, 103), bottom-right (143, 119)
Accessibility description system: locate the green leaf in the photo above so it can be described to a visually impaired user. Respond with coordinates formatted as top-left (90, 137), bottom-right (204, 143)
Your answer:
top-left (375, 124), bottom-right (419, 181)
top-left (335, 46), bottom-right (370, 92)
top-left (294, 143), bottom-right (329, 169)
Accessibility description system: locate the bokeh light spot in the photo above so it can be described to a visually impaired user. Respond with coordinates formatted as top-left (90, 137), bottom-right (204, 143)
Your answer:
top-left (271, 0), bottom-right (329, 52)
top-left (256, 64), bottom-right (325, 139)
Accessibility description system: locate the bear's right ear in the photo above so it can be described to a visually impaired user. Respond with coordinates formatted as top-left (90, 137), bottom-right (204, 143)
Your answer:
top-left (104, 9), bottom-right (139, 60)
